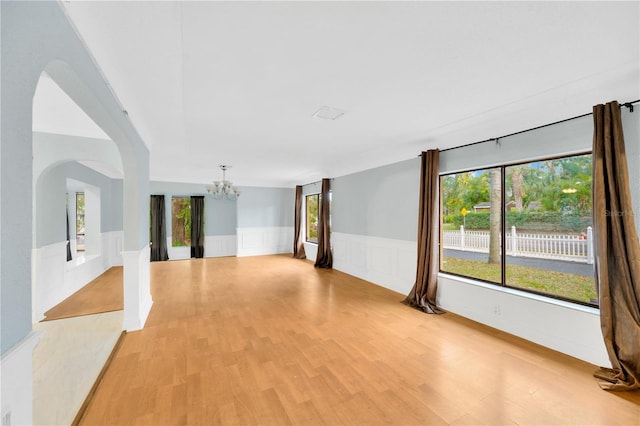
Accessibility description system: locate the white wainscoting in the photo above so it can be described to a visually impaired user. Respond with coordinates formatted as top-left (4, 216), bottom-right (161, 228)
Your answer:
top-left (331, 232), bottom-right (417, 295)
top-left (205, 235), bottom-right (237, 258)
top-left (331, 232), bottom-right (607, 366)
top-left (102, 231), bottom-right (124, 266)
top-left (167, 235), bottom-right (237, 260)
top-left (0, 331), bottom-right (44, 426)
top-left (437, 273), bottom-right (609, 366)
top-left (236, 227), bottom-right (294, 257)
top-left (122, 245), bottom-right (152, 331)
top-left (32, 231), bottom-right (124, 322)
top-left (303, 242), bottom-right (318, 263)
top-left (166, 238), bottom-right (190, 261)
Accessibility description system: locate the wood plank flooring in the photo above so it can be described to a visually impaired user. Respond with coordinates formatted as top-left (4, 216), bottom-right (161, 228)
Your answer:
top-left (79, 255), bottom-right (640, 425)
top-left (43, 267), bottom-right (123, 321)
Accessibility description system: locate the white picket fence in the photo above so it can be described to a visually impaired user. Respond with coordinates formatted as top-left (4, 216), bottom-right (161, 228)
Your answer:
top-left (443, 226), bottom-right (594, 264)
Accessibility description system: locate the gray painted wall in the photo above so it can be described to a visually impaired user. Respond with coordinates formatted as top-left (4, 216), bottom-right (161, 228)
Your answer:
top-left (2, 1), bottom-right (150, 354)
top-left (236, 186), bottom-right (295, 228)
top-left (35, 161), bottom-right (123, 247)
top-left (332, 158), bottom-right (420, 241)
top-left (111, 179), bottom-right (124, 231)
top-left (150, 181), bottom-right (237, 236)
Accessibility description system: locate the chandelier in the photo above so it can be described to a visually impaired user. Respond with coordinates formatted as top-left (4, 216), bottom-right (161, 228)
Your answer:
top-left (206, 165), bottom-right (240, 200)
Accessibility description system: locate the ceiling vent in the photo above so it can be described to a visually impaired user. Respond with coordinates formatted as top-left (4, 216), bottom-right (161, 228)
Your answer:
top-left (313, 106), bottom-right (345, 120)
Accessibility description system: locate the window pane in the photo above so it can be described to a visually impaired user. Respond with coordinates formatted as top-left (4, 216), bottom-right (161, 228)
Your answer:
top-left (505, 155), bottom-right (596, 304)
top-left (306, 194), bottom-right (319, 243)
top-left (76, 192), bottom-right (85, 252)
top-left (172, 196), bottom-right (191, 247)
top-left (441, 168), bottom-right (502, 283)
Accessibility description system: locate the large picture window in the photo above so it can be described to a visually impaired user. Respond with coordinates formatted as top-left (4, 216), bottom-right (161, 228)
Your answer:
top-left (306, 194), bottom-right (319, 243)
top-left (441, 153), bottom-right (595, 306)
top-left (172, 196), bottom-right (191, 247)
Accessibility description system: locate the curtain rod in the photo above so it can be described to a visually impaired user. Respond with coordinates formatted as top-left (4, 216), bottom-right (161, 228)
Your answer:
top-left (299, 178), bottom-right (335, 188)
top-left (437, 99), bottom-right (639, 154)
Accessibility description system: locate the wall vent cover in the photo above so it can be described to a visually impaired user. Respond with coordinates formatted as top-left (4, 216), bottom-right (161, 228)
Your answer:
top-left (312, 106), bottom-right (345, 120)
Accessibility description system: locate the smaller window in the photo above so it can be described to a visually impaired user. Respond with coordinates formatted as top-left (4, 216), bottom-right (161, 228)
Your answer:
top-left (306, 194), bottom-right (320, 243)
top-left (76, 192), bottom-right (85, 252)
top-left (172, 196), bottom-right (191, 247)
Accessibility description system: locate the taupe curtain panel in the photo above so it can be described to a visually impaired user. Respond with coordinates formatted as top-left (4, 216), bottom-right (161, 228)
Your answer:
top-left (314, 178), bottom-right (333, 268)
top-left (191, 196), bottom-right (205, 259)
top-left (403, 150), bottom-right (443, 314)
top-left (293, 185), bottom-right (307, 259)
top-left (592, 101), bottom-right (640, 391)
top-left (150, 195), bottom-right (169, 262)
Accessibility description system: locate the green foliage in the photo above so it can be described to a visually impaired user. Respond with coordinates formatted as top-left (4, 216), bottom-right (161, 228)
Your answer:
top-left (306, 194), bottom-right (319, 241)
top-left (75, 192), bottom-right (85, 233)
top-left (444, 211), bottom-right (592, 232)
top-left (172, 197), bottom-right (191, 246)
top-left (441, 154), bottom-right (593, 233)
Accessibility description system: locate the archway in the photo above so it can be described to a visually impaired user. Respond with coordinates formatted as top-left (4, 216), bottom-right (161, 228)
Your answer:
top-left (1, 3), bottom-right (151, 424)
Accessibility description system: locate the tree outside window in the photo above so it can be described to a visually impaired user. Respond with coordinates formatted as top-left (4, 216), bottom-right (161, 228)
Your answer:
top-left (172, 196), bottom-right (191, 247)
top-left (440, 153), bottom-right (595, 306)
top-left (76, 192), bottom-right (85, 252)
top-left (306, 194), bottom-right (319, 243)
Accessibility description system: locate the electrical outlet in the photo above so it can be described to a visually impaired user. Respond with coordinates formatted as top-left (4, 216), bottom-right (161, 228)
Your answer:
top-left (2, 411), bottom-right (11, 426)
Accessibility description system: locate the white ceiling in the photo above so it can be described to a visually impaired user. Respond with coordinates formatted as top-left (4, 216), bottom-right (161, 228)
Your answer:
top-left (37, 1), bottom-right (639, 187)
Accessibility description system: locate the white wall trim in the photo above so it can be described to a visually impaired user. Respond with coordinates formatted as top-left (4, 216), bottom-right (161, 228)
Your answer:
top-left (303, 242), bottom-right (318, 263)
top-left (332, 231), bottom-right (608, 366)
top-left (0, 330), bottom-right (44, 426)
top-left (166, 234), bottom-right (237, 260)
top-left (437, 273), bottom-right (609, 366)
top-left (205, 234), bottom-right (237, 258)
top-left (122, 245), bottom-right (152, 331)
top-left (31, 231), bottom-right (123, 322)
top-left (236, 226), bottom-right (293, 257)
top-left (166, 238), bottom-right (190, 261)
top-left (332, 232), bottom-right (417, 295)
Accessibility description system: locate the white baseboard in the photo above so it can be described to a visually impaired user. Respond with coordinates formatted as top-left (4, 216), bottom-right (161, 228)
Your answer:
top-left (0, 330), bottom-right (44, 426)
top-left (236, 227), bottom-right (293, 257)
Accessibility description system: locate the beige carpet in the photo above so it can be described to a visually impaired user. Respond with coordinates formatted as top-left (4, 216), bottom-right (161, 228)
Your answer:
top-left (32, 311), bottom-right (123, 426)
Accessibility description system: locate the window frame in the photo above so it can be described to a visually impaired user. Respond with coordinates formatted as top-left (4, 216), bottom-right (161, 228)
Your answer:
top-left (439, 151), bottom-right (596, 308)
top-left (171, 196), bottom-right (191, 247)
top-left (75, 192), bottom-right (85, 252)
top-left (305, 193), bottom-right (320, 244)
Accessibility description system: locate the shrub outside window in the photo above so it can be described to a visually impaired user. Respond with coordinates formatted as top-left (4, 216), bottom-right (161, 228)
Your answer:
top-left (440, 153), bottom-right (596, 306)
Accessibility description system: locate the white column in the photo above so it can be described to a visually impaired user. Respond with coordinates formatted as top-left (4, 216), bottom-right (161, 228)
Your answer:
top-left (122, 245), bottom-right (152, 331)
top-left (460, 225), bottom-right (465, 250)
top-left (511, 225), bottom-right (518, 256)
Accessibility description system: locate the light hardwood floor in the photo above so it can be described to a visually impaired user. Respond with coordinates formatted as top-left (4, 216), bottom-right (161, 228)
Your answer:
top-left (79, 255), bottom-right (640, 425)
top-left (43, 266), bottom-right (123, 321)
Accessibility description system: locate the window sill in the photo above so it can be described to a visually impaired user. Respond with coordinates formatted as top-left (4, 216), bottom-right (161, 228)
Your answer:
top-left (66, 254), bottom-right (100, 271)
top-left (437, 272), bottom-right (600, 315)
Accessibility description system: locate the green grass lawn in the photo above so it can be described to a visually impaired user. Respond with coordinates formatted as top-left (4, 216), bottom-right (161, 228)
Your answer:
top-left (441, 257), bottom-right (597, 303)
